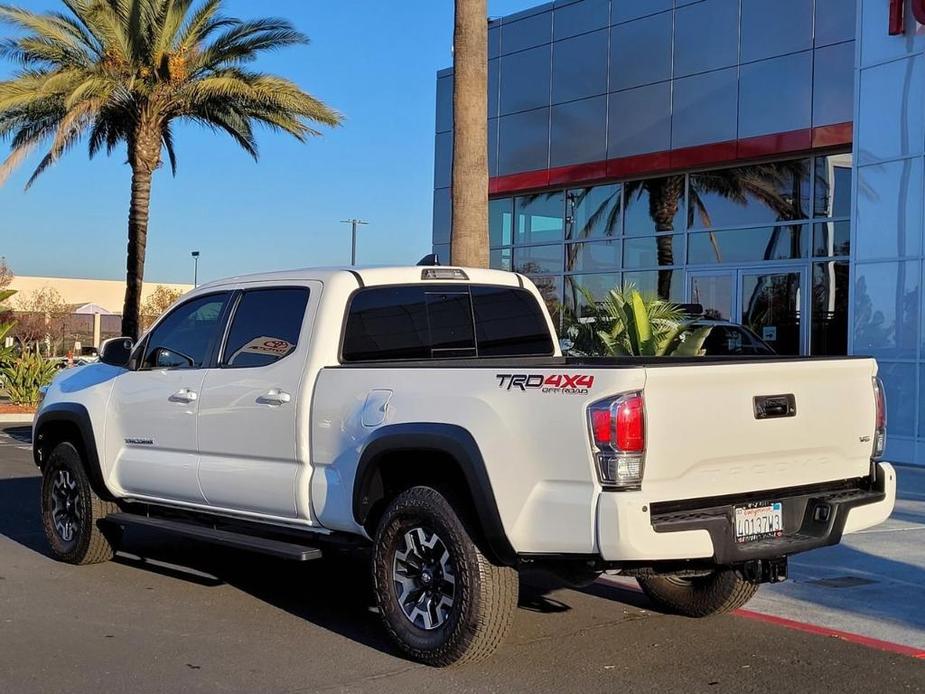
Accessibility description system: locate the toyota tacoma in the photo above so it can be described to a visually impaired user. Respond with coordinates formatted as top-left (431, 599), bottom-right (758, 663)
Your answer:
top-left (33, 264), bottom-right (896, 666)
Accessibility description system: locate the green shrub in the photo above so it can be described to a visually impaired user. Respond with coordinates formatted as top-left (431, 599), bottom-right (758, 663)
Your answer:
top-left (563, 285), bottom-right (712, 357)
top-left (1, 351), bottom-right (58, 405)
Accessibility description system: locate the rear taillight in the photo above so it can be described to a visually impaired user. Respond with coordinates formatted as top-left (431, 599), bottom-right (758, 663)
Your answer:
top-left (587, 392), bottom-right (645, 489)
top-left (873, 377), bottom-right (887, 460)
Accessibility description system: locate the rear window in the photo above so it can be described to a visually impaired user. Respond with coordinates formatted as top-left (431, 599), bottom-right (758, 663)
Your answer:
top-left (341, 284), bottom-right (553, 362)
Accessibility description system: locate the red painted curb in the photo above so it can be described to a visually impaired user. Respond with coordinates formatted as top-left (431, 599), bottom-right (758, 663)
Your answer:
top-left (596, 576), bottom-right (925, 660)
top-left (734, 609), bottom-right (925, 660)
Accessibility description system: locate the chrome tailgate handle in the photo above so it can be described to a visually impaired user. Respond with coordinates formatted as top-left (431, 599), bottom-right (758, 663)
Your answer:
top-left (754, 394), bottom-right (796, 420)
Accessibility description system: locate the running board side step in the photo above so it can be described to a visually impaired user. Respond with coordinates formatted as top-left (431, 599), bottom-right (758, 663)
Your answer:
top-left (106, 512), bottom-right (323, 561)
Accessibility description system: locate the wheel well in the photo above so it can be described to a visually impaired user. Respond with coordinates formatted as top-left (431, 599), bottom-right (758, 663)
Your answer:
top-left (362, 449), bottom-right (478, 541)
top-left (34, 418), bottom-right (112, 501)
top-left (34, 420), bottom-right (85, 470)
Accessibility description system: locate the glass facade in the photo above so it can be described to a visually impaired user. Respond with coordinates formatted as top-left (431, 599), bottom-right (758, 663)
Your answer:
top-left (488, 153), bottom-right (852, 357)
top-left (852, 0), bottom-right (925, 465)
top-left (434, 0), bottom-right (925, 467)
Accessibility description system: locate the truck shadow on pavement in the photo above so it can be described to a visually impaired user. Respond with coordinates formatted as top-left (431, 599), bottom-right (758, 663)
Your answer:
top-left (0, 470), bottom-right (602, 660)
top-left (0, 476), bottom-right (49, 554)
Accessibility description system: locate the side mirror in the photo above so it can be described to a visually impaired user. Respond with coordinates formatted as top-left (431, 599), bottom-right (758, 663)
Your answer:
top-left (99, 337), bottom-right (134, 367)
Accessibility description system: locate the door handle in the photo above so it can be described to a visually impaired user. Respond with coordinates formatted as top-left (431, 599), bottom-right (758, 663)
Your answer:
top-left (169, 388), bottom-right (198, 404)
top-left (258, 389), bottom-right (291, 405)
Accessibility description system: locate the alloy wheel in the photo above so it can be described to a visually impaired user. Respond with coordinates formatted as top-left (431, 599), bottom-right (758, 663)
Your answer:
top-left (392, 526), bottom-right (457, 630)
top-left (50, 468), bottom-right (83, 543)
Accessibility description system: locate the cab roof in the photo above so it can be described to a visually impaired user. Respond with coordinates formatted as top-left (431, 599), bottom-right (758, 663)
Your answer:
top-left (195, 265), bottom-right (525, 290)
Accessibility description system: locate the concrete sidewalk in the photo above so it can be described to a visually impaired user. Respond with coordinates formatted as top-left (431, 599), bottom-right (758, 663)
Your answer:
top-left (748, 464), bottom-right (925, 649)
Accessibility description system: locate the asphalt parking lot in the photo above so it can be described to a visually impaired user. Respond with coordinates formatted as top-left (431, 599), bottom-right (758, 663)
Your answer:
top-left (0, 424), bottom-right (922, 693)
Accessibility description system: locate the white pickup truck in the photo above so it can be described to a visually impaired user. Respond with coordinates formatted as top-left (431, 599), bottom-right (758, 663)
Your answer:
top-left (33, 264), bottom-right (895, 666)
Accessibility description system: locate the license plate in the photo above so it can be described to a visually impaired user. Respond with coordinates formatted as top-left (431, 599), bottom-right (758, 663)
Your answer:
top-left (734, 502), bottom-right (783, 544)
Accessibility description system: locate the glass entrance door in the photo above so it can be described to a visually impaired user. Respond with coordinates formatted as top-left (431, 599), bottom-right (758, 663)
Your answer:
top-left (739, 270), bottom-right (804, 356)
top-left (689, 272), bottom-right (735, 321)
top-left (688, 268), bottom-right (806, 355)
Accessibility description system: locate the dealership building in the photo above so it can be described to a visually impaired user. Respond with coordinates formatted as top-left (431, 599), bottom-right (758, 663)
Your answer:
top-left (432, 0), bottom-right (925, 466)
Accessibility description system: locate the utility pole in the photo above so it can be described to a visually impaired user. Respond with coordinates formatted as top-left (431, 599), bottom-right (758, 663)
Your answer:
top-left (340, 219), bottom-right (368, 266)
top-left (191, 250), bottom-right (200, 287)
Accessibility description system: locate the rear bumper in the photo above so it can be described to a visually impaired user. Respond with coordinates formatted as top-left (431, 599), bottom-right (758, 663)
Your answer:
top-left (596, 462), bottom-right (896, 565)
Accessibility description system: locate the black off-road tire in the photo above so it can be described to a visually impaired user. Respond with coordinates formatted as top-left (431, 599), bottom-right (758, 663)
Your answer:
top-left (372, 486), bottom-right (518, 667)
top-left (41, 441), bottom-right (119, 565)
top-left (638, 569), bottom-right (759, 617)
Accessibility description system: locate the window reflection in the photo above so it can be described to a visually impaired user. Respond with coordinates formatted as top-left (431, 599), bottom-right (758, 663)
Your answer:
top-left (624, 235), bottom-right (681, 268)
top-left (489, 198), bottom-right (513, 247)
top-left (741, 272), bottom-right (802, 356)
top-left (690, 274), bottom-right (734, 321)
top-left (814, 154), bottom-right (853, 218)
top-left (812, 221), bottom-right (850, 257)
top-left (515, 192), bottom-right (565, 244)
top-left (479, 152), bottom-right (852, 355)
top-left (566, 184), bottom-right (621, 240)
top-left (490, 247), bottom-right (512, 271)
top-left (624, 269), bottom-right (682, 301)
top-left (527, 275), bottom-right (563, 327)
top-left (689, 160), bottom-right (811, 229)
top-left (564, 272), bottom-right (621, 317)
top-left (853, 261), bottom-right (920, 360)
top-left (566, 240), bottom-right (621, 273)
top-left (812, 261), bottom-right (849, 355)
top-left (688, 225), bottom-right (806, 264)
top-left (624, 175), bottom-right (685, 235)
top-left (513, 244), bottom-right (564, 274)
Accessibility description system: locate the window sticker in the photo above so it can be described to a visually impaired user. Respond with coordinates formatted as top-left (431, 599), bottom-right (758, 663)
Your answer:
top-left (230, 336), bottom-right (294, 363)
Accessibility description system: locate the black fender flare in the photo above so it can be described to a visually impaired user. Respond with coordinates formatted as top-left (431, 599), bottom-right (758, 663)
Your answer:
top-left (352, 423), bottom-right (516, 565)
top-left (33, 403), bottom-right (113, 500)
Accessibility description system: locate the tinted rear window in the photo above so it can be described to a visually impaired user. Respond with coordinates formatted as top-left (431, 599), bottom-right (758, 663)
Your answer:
top-left (342, 285), bottom-right (553, 362)
top-left (471, 286), bottom-right (554, 356)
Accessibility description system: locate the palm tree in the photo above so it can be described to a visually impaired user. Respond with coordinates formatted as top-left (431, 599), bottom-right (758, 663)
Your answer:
top-left (624, 161), bottom-right (810, 300)
top-left (450, 0), bottom-right (488, 269)
top-left (0, 0), bottom-right (341, 338)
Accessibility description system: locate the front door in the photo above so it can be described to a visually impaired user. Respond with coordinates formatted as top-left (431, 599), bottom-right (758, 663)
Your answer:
top-left (197, 284), bottom-right (315, 518)
top-left (688, 267), bottom-right (806, 355)
top-left (108, 292), bottom-right (232, 503)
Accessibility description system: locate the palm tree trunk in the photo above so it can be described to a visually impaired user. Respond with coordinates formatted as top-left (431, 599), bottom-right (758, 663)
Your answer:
top-left (121, 123), bottom-right (161, 340)
top-left (451, 0), bottom-right (489, 268)
top-left (647, 176), bottom-right (683, 299)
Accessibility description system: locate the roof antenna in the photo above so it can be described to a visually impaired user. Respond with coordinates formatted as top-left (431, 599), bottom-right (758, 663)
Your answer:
top-left (417, 253), bottom-right (441, 267)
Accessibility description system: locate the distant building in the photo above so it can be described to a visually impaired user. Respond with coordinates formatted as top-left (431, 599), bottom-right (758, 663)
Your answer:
top-left (5, 275), bottom-right (192, 350)
top-left (7, 275), bottom-right (192, 315)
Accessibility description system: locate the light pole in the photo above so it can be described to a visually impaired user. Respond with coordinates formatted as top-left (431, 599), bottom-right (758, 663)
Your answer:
top-left (191, 250), bottom-right (200, 287)
top-left (340, 219), bottom-right (368, 266)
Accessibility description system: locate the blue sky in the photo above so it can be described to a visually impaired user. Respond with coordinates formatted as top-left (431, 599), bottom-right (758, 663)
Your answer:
top-left (0, 0), bottom-right (536, 284)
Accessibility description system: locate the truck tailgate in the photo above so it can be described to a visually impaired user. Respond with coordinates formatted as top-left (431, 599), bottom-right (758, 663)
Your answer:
top-left (640, 358), bottom-right (878, 502)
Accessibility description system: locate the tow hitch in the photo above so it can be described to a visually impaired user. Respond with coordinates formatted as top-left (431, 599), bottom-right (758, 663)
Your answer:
top-left (742, 557), bottom-right (788, 584)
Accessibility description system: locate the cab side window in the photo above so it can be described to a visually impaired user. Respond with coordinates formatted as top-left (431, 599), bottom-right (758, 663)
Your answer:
top-left (222, 288), bottom-right (310, 368)
top-left (142, 293), bottom-right (230, 369)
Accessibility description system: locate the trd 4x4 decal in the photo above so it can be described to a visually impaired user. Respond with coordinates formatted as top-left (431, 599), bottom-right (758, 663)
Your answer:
top-left (496, 374), bottom-right (594, 394)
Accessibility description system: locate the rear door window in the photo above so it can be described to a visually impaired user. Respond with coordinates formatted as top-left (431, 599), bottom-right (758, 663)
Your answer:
top-left (222, 288), bottom-right (310, 368)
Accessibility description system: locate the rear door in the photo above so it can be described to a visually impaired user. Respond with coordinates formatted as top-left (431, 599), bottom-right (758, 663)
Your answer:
top-left (196, 284), bottom-right (316, 518)
top-left (109, 292), bottom-right (232, 503)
